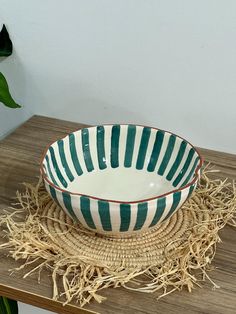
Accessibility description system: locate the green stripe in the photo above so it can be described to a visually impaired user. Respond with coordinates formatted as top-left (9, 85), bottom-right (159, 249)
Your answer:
top-left (136, 127), bottom-right (151, 170)
top-left (165, 192), bottom-right (182, 220)
top-left (80, 196), bottom-right (96, 229)
top-left (124, 125), bottom-right (136, 167)
top-left (49, 185), bottom-right (59, 204)
top-left (62, 193), bottom-right (78, 221)
top-left (111, 125), bottom-right (120, 168)
top-left (98, 200), bottom-right (112, 231)
top-left (49, 147), bottom-right (68, 188)
top-left (82, 128), bottom-right (94, 172)
top-left (188, 184), bottom-right (195, 198)
top-left (147, 131), bottom-right (164, 172)
top-left (120, 204), bottom-right (131, 232)
top-left (96, 126), bottom-right (107, 170)
top-left (181, 157), bottom-right (200, 187)
top-left (45, 155), bottom-right (58, 186)
top-left (157, 135), bottom-right (176, 176)
top-left (134, 202), bottom-right (148, 230)
top-left (69, 133), bottom-right (83, 176)
top-left (173, 148), bottom-right (195, 187)
top-left (58, 140), bottom-right (74, 182)
top-left (166, 141), bottom-right (187, 181)
top-left (149, 197), bottom-right (166, 227)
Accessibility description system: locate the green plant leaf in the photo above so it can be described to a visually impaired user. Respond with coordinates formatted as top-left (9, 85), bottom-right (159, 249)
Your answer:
top-left (0, 24), bottom-right (13, 57)
top-left (0, 296), bottom-right (18, 314)
top-left (0, 72), bottom-right (21, 108)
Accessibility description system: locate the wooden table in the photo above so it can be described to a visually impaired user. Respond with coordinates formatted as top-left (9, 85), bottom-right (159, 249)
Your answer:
top-left (0, 115), bottom-right (236, 314)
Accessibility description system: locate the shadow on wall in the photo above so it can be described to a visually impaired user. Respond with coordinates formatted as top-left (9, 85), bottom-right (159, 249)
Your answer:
top-left (34, 75), bottom-right (152, 127)
top-left (53, 97), bottom-right (150, 126)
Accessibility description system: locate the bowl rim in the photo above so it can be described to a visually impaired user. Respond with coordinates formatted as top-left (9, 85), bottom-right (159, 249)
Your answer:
top-left (40, 124), bottom-right (204, 204)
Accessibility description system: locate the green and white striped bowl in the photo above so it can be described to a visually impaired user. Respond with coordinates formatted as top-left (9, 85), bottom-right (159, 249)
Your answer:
top-left (41, 125), bottom-right (203, 236)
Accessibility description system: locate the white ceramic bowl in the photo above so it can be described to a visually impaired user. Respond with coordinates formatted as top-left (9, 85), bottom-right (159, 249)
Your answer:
top-left (40, 125), bottom-right (203, 235)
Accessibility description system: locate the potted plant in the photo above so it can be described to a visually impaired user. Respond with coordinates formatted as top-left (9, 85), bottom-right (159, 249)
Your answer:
top-left (0, 23), bottom-right (21, 314)
top-left (0, 71), bottom-right (21, 109)
top-left (0, 24), bottom-right (21, 109)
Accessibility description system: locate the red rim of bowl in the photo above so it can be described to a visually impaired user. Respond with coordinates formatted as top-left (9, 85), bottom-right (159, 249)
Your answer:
top-left (40, 124), bottom-right (204, 204)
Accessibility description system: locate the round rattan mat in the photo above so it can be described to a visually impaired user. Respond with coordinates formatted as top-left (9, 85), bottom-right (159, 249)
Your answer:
top-left (1, 169), bottom-right (236, 306)
top-left (42, 199), bottom-right (198, 268)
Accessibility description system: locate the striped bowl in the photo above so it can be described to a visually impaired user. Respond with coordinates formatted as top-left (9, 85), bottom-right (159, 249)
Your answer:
top-left (40, 125), bottom-right (203, 236)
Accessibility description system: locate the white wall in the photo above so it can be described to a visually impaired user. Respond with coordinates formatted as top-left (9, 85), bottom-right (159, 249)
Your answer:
top-left (1, 0), bottom-right (236, 153)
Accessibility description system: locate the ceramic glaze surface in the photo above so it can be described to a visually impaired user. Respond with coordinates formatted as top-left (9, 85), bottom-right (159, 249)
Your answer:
top-left (41, 125), bottom-right (203, 235)
top-left (67, 168), bottom-right (174, 201)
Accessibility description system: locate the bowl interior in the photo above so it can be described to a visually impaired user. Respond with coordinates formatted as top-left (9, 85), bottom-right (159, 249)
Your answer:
top-left (42, 125), bottom-right (201, 202)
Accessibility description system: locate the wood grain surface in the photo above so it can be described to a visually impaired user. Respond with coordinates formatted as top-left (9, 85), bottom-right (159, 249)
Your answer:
top-left (0, 115), bottom-right (235, 314)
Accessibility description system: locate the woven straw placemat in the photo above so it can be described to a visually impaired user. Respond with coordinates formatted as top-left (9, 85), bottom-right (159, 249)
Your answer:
top-left (0, 167), bottom-right (235, 307)
top-left (44, 200), bottom-right (189, 268)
